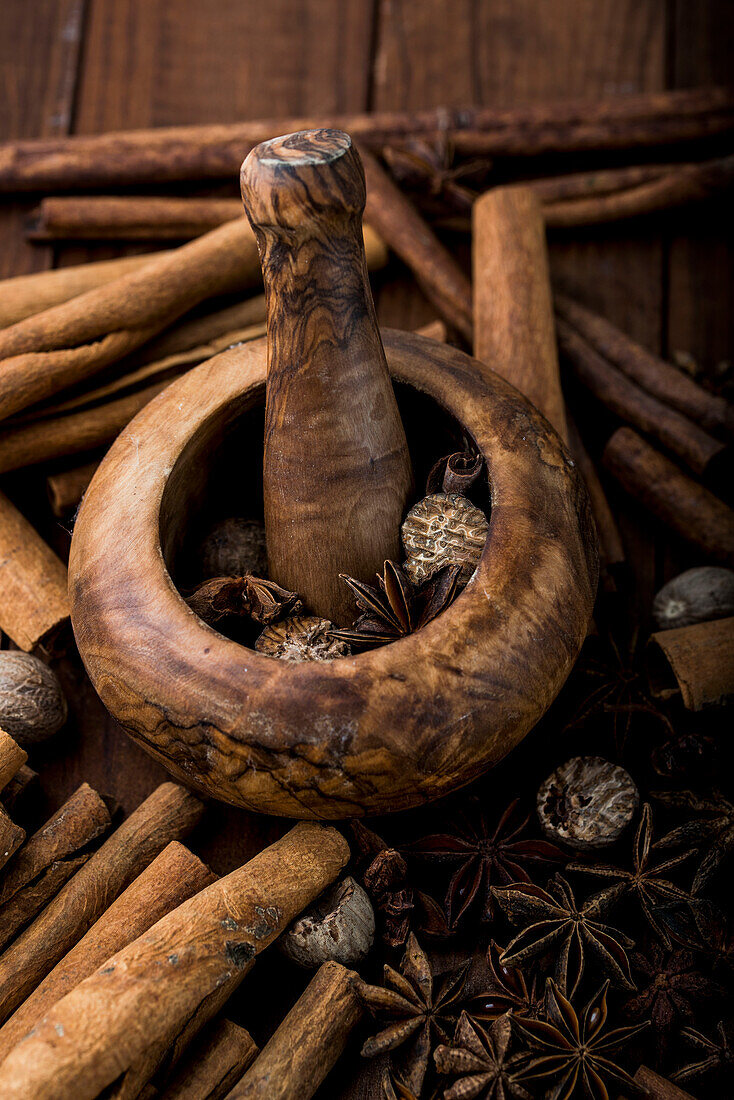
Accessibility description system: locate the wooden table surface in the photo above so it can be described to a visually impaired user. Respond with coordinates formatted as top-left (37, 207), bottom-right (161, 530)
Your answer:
top-left (0, 2), bottom-right (731, 1083)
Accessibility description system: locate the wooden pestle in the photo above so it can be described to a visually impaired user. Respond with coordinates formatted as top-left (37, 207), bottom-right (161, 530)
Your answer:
top-left (240, 129), bottom-right (413, 624)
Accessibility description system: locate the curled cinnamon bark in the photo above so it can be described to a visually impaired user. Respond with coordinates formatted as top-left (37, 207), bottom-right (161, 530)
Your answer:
top-left (0, 491), bottom-right (69, 652)
top-left (0, 823), bottom-right (349, 1100)
top-left (0, 730), bottom-right (27, 792)
top-left (648, 617), bottom-right (734, 711)
top-left (28, 195), bottom-right (243, 241)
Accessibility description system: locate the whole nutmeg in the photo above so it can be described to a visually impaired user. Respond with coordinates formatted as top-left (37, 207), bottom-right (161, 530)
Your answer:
top-left (401, 492), bottom-right (488, 587)
top-left (653, 566), bottom-right (734, 631)
top-left (279, 876), bottom-right (375, 969)
top-left (537, 756), bottom-right (638, 850)
top-left (196, 518), bottom-right (267, 579)
top-left (0, 652), bottom-right (67, 746)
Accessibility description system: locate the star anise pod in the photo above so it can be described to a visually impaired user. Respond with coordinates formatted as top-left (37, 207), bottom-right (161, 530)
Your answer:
top-left (654, 788), bottom-right (734, 893)
top-left (492, 875), bottom-right (635, 998)
top-left (466, 942), bottom-right (543, 1022)
top-left (404, 798), bottom-right (564, 926)
top-left (434, 1011), bottom-right (531, 1099)
top-left (328, 560), bottom-right (461, 650)
top-left (514, 979), bottom-right (648, 1100)
top-left (357, 933), bottom-right (469, 1095)
top-left (565, 627), bottom-right (673, 752)
top-left (185, 574), bottom-right (301, 626)
top-left (624, 943), bottom-right (722, 1064)
top-left (567, 803), bottom-right (694, 945)
top-left (655, 898), bottom-right (734, 972)
top-left (671, 1019), bottom-right (734, 1085)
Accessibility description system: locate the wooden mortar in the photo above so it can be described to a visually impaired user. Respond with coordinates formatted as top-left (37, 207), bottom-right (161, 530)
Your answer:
top-left (69, 132), bottom-right (597, 819)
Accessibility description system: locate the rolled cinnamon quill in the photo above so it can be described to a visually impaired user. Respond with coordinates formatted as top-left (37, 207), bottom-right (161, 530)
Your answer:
top-left (0, 813), bottom-right (24, 874)
top-left (473, 184), bottom-right (567, 440)
top-left (648, 616), bottom-right (734, 711)
top-left (0, 822), bottom-right (349, 1100)
top-left (631, 1066), bottom-right (696, 1099)
top-left (0, 782), bottom-right (204, 1024)
top-left (603, 428), bottom-right (734, 566)
top-left (0, 491), bottom-right (69, 652)
top-left (557, 318), bottom-right (728, 478)
top-left (0, 252), bottom-right (166, 329)
top-left (226, 961), bottom-right (362, 1100)
top-left (0, 841), bottom-right (215, 1064)
top-left (0, 765), bottom-right (37, 813)
top-left (47, 462), bottom-right (99, 518)
top-left (0, 783), bottom-right (111, 952)
top-left (544, 154), bottom-right (734, 228)
top-left (28, 196), bottom-right (243, 242)
top-left (556, 294), bottom-right (734, 441)
top-left (566, 416), bottom-right (625, 590)
top-left (361, 147), bottom-right (472, 340)
top-left (0, 730), bottom-right (27, 793)
top-left (0, 88), bottom-right (730, 192)
top-left (150, 1018), bottom-right (258, 1100)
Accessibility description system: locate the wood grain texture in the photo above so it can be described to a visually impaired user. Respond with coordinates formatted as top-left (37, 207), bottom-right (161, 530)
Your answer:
top-left (473, 185), bottom-right (567, 441)
top-left (227, 961), bottom-right (362, 1099)
top-left (0, 823), bottom-right (349, 1100)
top-left (0, 841), bottom-right (215, 1063)
top-left (69, 332), bottom-right (596, 818)
top-left (241, 130), bottom-right (413, 624)
top-left (0, 782), bottom-right (204, 1023)
top-left (0, 491), bottom-right (70, 652)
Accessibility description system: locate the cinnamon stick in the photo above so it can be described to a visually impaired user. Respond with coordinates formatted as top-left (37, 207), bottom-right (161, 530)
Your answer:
top-left (0, 253), bottom-right (166, 329)
top-left (0, 730), bottom-right (27, 792)
top-left (557, 318), bottom-right (728, 477)
top-left (227, 961), bottom-right (362, 1100)
top-left (0, 822), bottom-right (349, 1100)
top-left (47, 461), bottom-right (99, 517)
top-left (361, 147), bottom-right (473, 340)
top-left (0, 841), bottom-right (215, 1063)
top-left (28, 196), bottom-right (243, 241)
top-left (603, 428), bottom-right (734, 566)
top-left (0, 218), bottom-right (260, 422)
top-left (473, 184), bottom-right (567, 439)
top-left (0, 782), bottom-right (204, 1024)
top-left (0, 765), bottom-right (37, 813)
top-left (0, 379), bottom-right (172, 475)
top-left (0, 813), bottom-right (24, 874)
top-left (0, 88), bottom-right (730, 192)
top-left (0, 782), bottom-right (112, 951)
top-left (556, 294), bottom-right (734, 440)
top-left (150, 1018), bottom-right (258, 1100)
top-left (529, 162), bottom-right (677, 203)
top-left (566, 415), bottom-right (625, 590)
top-left (544, 154), bottom-right (734, 227)
top-left (629, 1065), bottom-right (696, 1099)
top-left (648, 616), bottom-right (734, 711)
top-left (0, 491), bottom-right (69, 652)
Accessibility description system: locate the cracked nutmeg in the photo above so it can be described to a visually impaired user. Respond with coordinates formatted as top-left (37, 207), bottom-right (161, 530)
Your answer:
top-left (255, 614), bottom-right (351, 661)
top-left (279, 875), bottom-right (375, 969)
top-left (401, 491), bottom-right (488, 587)
top-left (537, 756), bottom-right (639, 850)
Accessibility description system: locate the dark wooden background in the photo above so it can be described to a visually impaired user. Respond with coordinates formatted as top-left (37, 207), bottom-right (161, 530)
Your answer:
top-left (0, 2), bottom-right (732, 1076)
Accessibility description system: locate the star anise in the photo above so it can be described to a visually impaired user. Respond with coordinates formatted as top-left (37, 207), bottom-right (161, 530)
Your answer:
top-left (492, 875), bottom-right (635, 998)
top-left (466, 942), bottom-right (543, 1022)
top-left (565, 627), bottom-right (673, 752)
top-left (671, 1019), bottom-right (734, 1085)
top-left (623, 943), bottom-right (722, 1064)
top-left (434, 1011), bottom-right (531, 1099)
top-left (328, 560), bottom-right (461, 650)
top-left (654, 788), bottom-right (734, 893)
top-left (404, 798), bottom-right (564, 927)
top-left (514, 979), bottom-right (648, 1100)
top-left (185, 574), bottom-right (301, 626)
top-left (655, 898), bottom-right (734, 972)
top-left (357, 933), bottom-right (469, 1094)
top-left (567, 803), bottom-right (694, 945)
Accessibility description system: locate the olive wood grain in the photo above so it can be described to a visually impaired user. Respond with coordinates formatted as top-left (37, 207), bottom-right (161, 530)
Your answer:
top-left (240, 130), bottom-right (413, 623)
top-left (69, 330), bottom-right (597, 819)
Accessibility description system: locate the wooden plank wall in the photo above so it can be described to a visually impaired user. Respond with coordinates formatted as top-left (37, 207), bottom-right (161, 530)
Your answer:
top-left (0, 0), bottom-right (731, 881)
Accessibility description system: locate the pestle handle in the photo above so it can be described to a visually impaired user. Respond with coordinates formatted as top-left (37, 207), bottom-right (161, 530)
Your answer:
top-left (240, 131), bottom-right (413, 625)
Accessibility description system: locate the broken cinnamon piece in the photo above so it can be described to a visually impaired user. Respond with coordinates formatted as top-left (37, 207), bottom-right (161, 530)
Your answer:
top-left (0, 729), bottom-right (27, 793)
